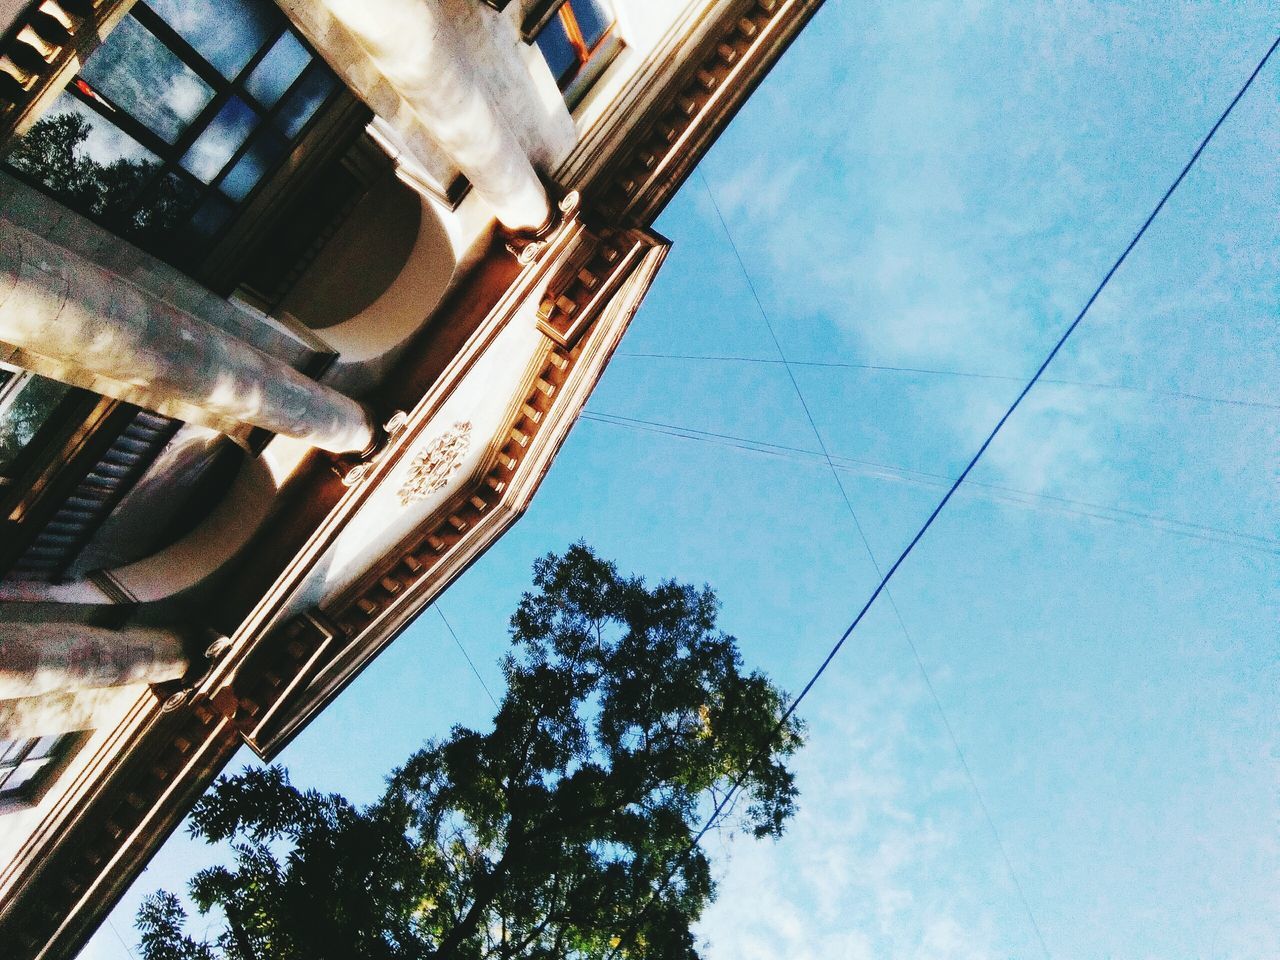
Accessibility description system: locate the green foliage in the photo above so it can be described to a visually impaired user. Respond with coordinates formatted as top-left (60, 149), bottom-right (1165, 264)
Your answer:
top-left (0, 373), bottom-right (69, 469)
top-left (137, 544), bottom-right (804, 960)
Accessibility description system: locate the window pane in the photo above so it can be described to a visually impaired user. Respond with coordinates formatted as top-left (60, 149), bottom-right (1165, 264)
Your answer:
top-left (536, 14), bottom-right (578, 85)
top-left (0, 738), bottom-right (26, 766)
top-left (135, 171), bottom-right (203, 238)
top-left (185, 192), bottom-right (234, 243)
top-left (0, 757), bottom-right (46, 795)
top-left (0, 375), bottom-right (72, 472)
top-left (144, 0), bottom-right (278, 79)
top-left (5, 94), bottom-right (162, 222)
top-left (245, 31), bottom-right (310, 109)
top-left (27, 735), bottom-right (61, 761)
top-left (273, 67), bottom-right (336, 138)
top-left (79, 15), bottom-right (214, 144)
top-left (572, 0), bottom-right (613, 50)
top-left (220, 127), bottom-right (288, 201)
top-left (180, 96), bottom-right (259, 182)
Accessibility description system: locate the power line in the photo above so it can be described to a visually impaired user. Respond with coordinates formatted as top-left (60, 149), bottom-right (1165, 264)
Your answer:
top-left (106, 916), bottom-right (138, 960)
top-left (579, 410), bottom-right (1280, 554)
top-left (605, 30), bottom-right (1280, 960)
top-left (695, 23), bottom-right (1280, 929)
top-left (700, 170), bottom-right (1053, 959)
top-left (434, 604), bottom-right (499, 709)
top-left (612, 352), bottom-right (1280, 412)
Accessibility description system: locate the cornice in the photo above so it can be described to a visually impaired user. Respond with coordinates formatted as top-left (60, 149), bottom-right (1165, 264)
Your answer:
top-left (215, 217), bottom-right (670, 760)
top-left (586, 0), bottom-right (824, 225)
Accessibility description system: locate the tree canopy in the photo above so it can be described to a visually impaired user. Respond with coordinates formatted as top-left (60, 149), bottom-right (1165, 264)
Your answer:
top-left (137, 544), bottom-right (804, 960)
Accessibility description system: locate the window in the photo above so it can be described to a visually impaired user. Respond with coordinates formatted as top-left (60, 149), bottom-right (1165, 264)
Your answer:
top-left (0, 363), bottom-right (75, 481)
top-left (0, 734), bottom-right (81, 809)
top-left (3, 0), bottom-right (338, 272)
top-left (533, 0), bottom-right (621, 106)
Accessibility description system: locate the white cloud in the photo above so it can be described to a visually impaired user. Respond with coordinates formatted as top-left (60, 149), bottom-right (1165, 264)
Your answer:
top-left (696, 666), bottom-right (1014, 960)
top-left (695, 0), bottom-right (1243, 501)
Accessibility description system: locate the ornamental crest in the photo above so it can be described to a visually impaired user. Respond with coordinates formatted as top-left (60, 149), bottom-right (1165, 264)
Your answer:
top-left (397, 421), bottom-right (472, 506)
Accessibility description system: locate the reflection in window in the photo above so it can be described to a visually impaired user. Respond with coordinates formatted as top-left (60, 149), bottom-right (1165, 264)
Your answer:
top-left (77, 16), bottom-right (214, 145)
top-left (274, 68), bottom-right (337, 139)
top-left (0, 733), bottom-right (78, 806)
top-left (534, 0), bottom-right (619, 104)
top-left (3, 0), bottom-right (338, 272)
top-left (145, 0), bottom-right (276, 80)
top-left (246, 32), bottom-right (310, 108)
top-left (181, 96), bottom-right (257, 182)
top-left (0, 365), bottom-right (72, 475)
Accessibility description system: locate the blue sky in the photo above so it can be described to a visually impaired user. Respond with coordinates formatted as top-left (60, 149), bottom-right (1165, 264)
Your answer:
top-left (82, 2), bottom-right (1278, 958)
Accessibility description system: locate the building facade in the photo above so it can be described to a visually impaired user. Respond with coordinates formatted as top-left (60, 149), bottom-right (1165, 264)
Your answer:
top-left (0, 0), bottom-right (822, 956)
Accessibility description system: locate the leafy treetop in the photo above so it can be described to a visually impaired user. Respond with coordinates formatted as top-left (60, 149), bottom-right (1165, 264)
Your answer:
top-left (137, 544), bottom-right (804, 960)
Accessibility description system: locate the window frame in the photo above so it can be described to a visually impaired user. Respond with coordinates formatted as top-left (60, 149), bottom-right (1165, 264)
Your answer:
top-left (529, 0), bottom-right (623, 107)
top-left (522, 0), bottom-right (575, 41)
top-left (3, 0), bottom-right (345, 279)
top-left (0, 732), bottom-right (87, 813)
top-left (0, 363), bottom-right (94, 489)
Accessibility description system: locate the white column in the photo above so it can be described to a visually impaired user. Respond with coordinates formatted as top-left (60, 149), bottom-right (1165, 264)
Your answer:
top-left (0, 623), bottom-right (189, 700)
top-left (0, 219), bottom-right (376, 455)
top-left (282, 0), bottom-right (552, 233)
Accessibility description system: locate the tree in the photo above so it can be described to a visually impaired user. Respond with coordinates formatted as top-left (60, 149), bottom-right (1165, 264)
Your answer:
top-left (137, 544), bottom-right (804, 960)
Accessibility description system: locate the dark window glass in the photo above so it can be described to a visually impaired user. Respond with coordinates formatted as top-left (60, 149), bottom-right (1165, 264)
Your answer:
top-left (535, 15), bottom-right (578, 84)
top-left (5, 94), bottom-right (165, 236)
top-left (49, 94), bottom-right (157, 168)
top-left (180, 96), bottom-right (258, 182)
top-left (186, 192), bottom-right (235, 242)
top-left (245, 31), bottom-right (311, 108)
top-left (0, 371), bottom-right (72, 473)
top-left (78, 15), bottom-right (214, 144)
top-left (145, 0), bottom-right (278, 79)
top-left (535, 0), bottom-right (616, 92)
top-left (0, 733), bottom-right (78, 803)
top-left (274, 66), bottom-right (337, 139)
top-left (574, 0), bottom-right (612, 48)
top-left (221, 127), bottom-right (288, 201)
top-left (140, 171), bottom-right (202, 230)
top-left (3, 0), bottom-right (339, 273)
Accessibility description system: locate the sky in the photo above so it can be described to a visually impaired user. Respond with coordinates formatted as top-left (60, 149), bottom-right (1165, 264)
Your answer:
top-left (81, 1), bottom-right (1279, 958)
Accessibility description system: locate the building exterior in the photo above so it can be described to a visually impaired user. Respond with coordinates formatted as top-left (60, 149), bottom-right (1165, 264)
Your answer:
top-left (0, 0), bottom-right (821, 956)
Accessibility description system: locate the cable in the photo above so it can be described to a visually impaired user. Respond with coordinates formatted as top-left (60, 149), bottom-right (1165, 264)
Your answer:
top-left (434, 604), bottom-right (499, 709)
top-left (603, 31), bottom-right (1280, 960)
top-left (579, 411), bottom-right (1280, 554)
top-left (700, 170), bottom-right (1053, 958)
top-left (612, 352), bottom-right (1280, 412)
top-left (106, 916), bottom-right (139, 960)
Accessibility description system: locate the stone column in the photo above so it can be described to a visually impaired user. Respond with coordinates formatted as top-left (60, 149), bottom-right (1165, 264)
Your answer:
top-left (0, 623), bottom-right (189, 700)
top-left (282, 0), bottom-right (552, 233)
top-left (0, 219), bottom-right (376, 455)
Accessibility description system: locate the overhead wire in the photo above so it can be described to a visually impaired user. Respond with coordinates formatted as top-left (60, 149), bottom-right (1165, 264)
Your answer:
top-left (699, 169), bottom-right (1053, 959)
top-left (106, 916), bottom-right (138, 960)
top-left (601, 29), bottom-right (1280, 960)
top-left (579, 410), bottom-right (1280, 555)
top-left (434, 604), bottom-right (499, 709)
top-left (613, 352), bottom-right (1280, 412)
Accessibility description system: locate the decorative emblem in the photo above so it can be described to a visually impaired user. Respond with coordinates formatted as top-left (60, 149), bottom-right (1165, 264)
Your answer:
top-left (341, 410), bottom-right (410, 487)
top-left (397, 421), bottom-right (472, 506)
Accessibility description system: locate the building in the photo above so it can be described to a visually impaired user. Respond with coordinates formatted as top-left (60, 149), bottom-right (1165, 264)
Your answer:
top-left (0, 0), bottom-right (821, 955)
